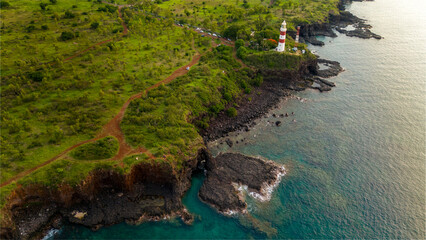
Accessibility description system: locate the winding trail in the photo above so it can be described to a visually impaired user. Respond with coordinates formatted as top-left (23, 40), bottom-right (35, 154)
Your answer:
top-left (1, 4), bottom-right (236, 188)
top-left (0, 51), bottom-right (203, 188)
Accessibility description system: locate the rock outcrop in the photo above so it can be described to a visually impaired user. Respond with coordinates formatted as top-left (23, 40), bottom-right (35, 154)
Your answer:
top-left (199, 153), bottom-right (285, 214)
top-left (292, 0), bottom-right (381, 46)
top-left (0, 148), bottom-right (210, 239)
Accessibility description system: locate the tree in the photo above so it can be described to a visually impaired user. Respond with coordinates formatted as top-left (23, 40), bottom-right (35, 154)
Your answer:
top-left (235, 39), bottom-right (245, 49)
top-left (28, 71), bottom-right (44, 82)
top-left (49, 126), bottom-right (64, 144)
top-left (90, 22), bottom-right (99, 29)
top-left (236, 46), bottom-right (248, 59)
top-left (39, 2), bottom-right (48, 10)
top-left (59, 31), bottom-right (75, 41)
top-left (226, 107), bottom-right (237, 117)
top-left (0, 1), bottom-right (10, 9)
top-left (64, 10), bottom-right (75, 19)
top-left (223, 24), bottom-right (244, 40)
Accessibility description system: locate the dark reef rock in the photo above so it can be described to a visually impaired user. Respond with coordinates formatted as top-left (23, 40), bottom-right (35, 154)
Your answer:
top-left (317, 59), bottom-right (343, 78)
top-left (296, 0), bottom-right (381, 45)
top-left (199, 153), bottom-right (286, 214)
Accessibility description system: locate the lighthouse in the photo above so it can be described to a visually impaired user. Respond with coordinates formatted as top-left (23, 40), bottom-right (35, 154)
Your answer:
top-left (276, 20), bottom-right (287, 52)
top-left (295, 26), bottom-right (301, 47)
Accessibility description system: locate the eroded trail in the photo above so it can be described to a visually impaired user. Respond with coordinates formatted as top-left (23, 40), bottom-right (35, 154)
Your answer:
top-left (0, 138), bottom-right (101, 188)
top-left (1, 3), bottom-right (237, 188)
top-left (99, 52), bottom-right (202, 161)
top-left (0, 51), bottom-right (203, 188)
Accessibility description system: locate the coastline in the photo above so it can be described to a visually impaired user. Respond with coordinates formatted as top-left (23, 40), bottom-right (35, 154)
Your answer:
top-left (0, 0), bottom-right (379, 239)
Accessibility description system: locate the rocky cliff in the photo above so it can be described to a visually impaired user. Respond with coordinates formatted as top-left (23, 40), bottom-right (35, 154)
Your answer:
top-left (0, 148), bottom-right (209, 239)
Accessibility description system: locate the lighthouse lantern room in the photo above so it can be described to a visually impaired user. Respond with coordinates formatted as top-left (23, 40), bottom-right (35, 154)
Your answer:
top-left (276, 20), bottom-right (287, 52)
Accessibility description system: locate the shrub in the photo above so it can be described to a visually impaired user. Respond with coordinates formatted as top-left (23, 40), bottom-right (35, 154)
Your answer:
top-left (226, 107), bottom-right (237, 117)
top-left (64, 10), bottom-right (75, 19)
top-left (49, 0), bottom-right (57, 4)
top-left (236, 46), bottom-right (248, 59)
top-left (41, 25), bottom-right (48, 30)
top-left (0, 1), bottom-right (10, 8)
top-left (90, 22), bottom-right (99, 29)
top-left (59, 31), bottom-right (75, 41)
top-left (223, 24), bottom-right (244, 40)
top-left (70, 137), bottom-right (119, 160)
top-left (97, 5), bottom-right (117, 13)
top-left (223, 92), bottom-right (232, 102)
top-left (235, 39), bottom-right (245, 50)
top-left (28, 141), bottom-right (42, 149)
top-left (48, 127), bottom-right (64, 144)
top-left (39, 3), bottom-right (48, 10)
top-left (25, 25), bottom-right (36, 33)
top-left (28, 71), bottom-right (44, 82)
top-left (252, 75), bottom-right (263, 87)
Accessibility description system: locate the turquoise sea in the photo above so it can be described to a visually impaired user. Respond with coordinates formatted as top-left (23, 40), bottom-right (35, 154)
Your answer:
top-left (57, 0), bottom-right (425, 238)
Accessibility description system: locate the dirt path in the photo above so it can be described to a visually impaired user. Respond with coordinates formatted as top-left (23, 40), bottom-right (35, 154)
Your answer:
top-left (0, 138), bottom-right (102, 188)
top-left (0, 51), bottom-right (203, 188)
top-left (99, 51), bottom-right (202, 161)
top-left (1, 7), bottom-right (235, 188)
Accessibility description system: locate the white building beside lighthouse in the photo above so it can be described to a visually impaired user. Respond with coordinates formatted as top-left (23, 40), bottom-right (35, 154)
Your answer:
top-left (276, 20), bottom-right (287, 52)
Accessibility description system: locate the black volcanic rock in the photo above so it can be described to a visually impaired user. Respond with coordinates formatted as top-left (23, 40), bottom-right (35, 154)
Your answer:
top-left (199, 153), bottom-right (285, 214)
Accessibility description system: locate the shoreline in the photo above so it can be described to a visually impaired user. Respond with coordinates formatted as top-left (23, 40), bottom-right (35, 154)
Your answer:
top-left (0, 0), bottom-right (378, 238)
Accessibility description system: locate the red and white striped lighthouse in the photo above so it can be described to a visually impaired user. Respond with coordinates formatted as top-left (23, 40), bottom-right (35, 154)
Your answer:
top-left (276, 20), bottom-right (287, 52)
top-left (295, 26), bottom-right (301, 47)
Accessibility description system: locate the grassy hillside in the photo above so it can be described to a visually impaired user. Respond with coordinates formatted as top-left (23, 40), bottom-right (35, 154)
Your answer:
top-left (0, 0), bottom-right (341, 212)
top-left (156, 0), bottom-right (340, 32)
top-left (0, 0), bottom-right (203, 184)
top-left (121, 45), bottom-right (257, 169)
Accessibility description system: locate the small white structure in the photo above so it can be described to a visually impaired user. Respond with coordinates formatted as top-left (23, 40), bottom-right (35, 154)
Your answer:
top-left (276, 20), bottom-right (287, 52)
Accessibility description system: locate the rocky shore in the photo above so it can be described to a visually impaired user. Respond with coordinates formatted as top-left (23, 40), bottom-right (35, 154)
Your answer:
top-left (202, 57), bottom-right (342, 142)
top-left (199, 153), bottom-right (286, 214)
top-left (296, 0), bottom-right (381, 46)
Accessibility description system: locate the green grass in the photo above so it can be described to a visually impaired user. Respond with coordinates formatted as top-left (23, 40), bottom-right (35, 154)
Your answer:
top-left (0, 1), bottom-right (204, 185)
top-left (16, 158), bottom-right (122, 188)
top-left (0, 0), bottom-right (341, 216)
top-left (121, 45), bottom-right (261, 168)
top-left (156, 0), bottom-right (340, 33)
top-left (70, 137), bottom-right (119, 160)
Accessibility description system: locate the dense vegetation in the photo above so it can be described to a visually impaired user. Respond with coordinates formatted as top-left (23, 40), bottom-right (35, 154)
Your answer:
top-left (0, 0), bottom-right (202, 185)
top-left (121, 45), bottom-right (260, 169)
top-left (70, 137), bottom-right (119, 160)
top-left (0, 0), bottom-right (341, 212)
top-left (157, 0), bottom-right (340, 34)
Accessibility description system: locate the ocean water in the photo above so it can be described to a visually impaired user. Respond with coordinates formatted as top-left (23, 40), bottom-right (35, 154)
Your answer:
top-left (57, 0), bottom-right (425, 238)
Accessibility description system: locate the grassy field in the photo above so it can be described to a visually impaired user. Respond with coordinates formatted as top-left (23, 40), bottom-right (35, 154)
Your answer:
top-left (0, 0), bottom-right (339, 212)
top-left (156, 0), bottom-right (340, 33)
top-left (1, 0), bottom-right (203, 185)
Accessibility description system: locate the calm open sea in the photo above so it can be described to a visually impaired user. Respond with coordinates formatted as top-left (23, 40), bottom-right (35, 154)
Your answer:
top-left (57, 0), bottom-right (425, 238)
